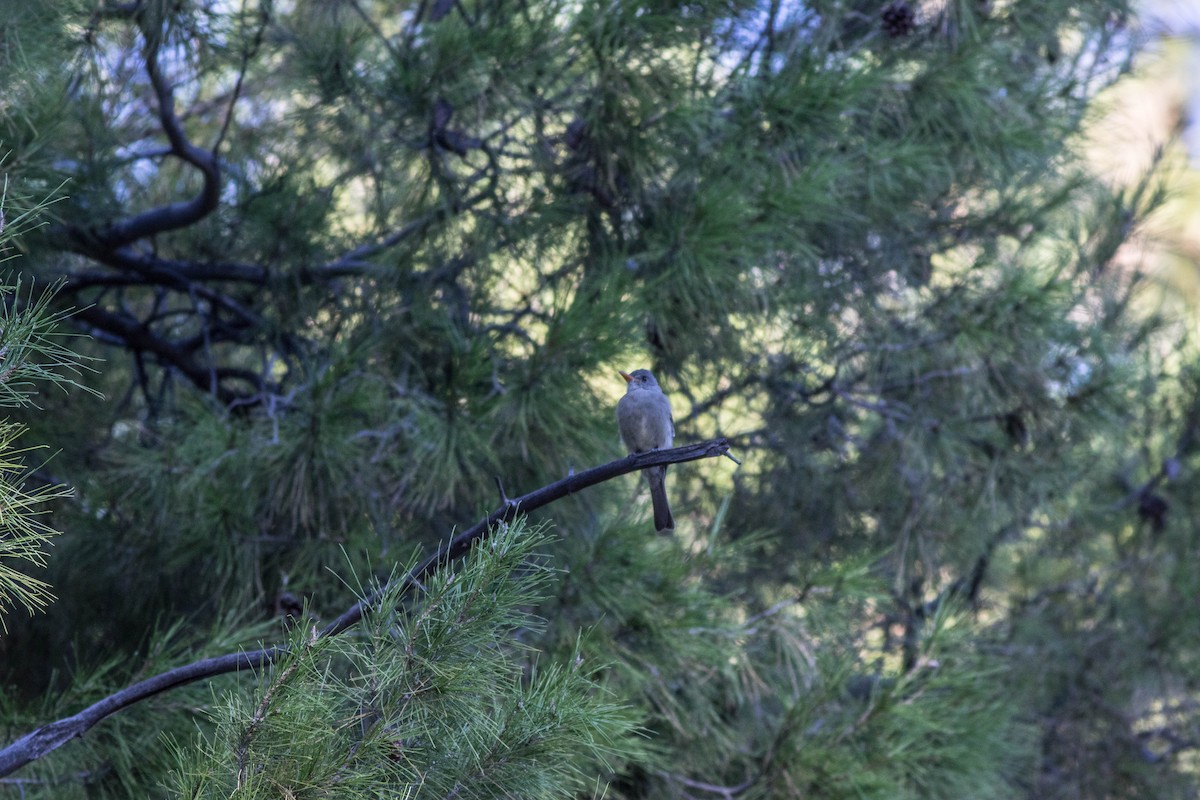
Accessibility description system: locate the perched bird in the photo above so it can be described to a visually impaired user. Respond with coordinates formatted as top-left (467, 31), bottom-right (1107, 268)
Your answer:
top-left (616, 369), bottom-right (675, 533)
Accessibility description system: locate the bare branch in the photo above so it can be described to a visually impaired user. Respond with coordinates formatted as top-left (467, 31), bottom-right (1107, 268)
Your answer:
top-left (79, 29), bottom-right (221, 250)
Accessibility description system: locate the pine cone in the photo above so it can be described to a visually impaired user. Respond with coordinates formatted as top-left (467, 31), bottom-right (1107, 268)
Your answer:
top-left (882, 1), bottom-right (916, 38)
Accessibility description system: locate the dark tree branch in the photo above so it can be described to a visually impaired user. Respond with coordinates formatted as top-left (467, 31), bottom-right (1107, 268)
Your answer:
top-left (75, 30), bottom-right (221, 252)
top-left (0, 439), bottom-right (734, 777)
top-left (309, 211), bottom-right (447, 278)
top-left (72, 305), bottom-right (266, 405)
top-left (66, 247), bottom-right (270, 286)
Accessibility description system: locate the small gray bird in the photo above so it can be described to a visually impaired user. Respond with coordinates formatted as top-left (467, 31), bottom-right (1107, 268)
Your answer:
top-left (617, 369), bottom-right (675, 533)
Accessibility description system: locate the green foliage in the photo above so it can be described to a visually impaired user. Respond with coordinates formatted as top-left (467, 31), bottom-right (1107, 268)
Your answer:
top-left (170, 522), bottom-right (645, 799)
top-left (0, 418), bottom-right (70, 627)
top-left (0, 204), bottom-right (95, 628)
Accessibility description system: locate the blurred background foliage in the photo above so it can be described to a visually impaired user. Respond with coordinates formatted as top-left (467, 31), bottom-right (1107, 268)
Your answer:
top-left (2, 0), bottom-right (1200, 797)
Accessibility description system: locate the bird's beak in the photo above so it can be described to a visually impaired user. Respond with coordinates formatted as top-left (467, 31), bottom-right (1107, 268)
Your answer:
top-left (619, 371), bottom-right (633, 383)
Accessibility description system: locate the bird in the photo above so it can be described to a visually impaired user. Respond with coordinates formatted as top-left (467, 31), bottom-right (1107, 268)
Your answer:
top-left (616, 369), bottom-right (675, 533)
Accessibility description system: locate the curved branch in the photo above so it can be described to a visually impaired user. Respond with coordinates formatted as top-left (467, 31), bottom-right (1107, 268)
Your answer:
top-left (323, 438), bottom-right (735, 638)
top-left (0, 438), bottom-right (734, 777)
top-left (74, 25), bottom-right (221, 252)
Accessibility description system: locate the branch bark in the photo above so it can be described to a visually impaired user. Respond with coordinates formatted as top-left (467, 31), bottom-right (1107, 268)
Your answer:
top-left (81, 27), bottom-right (221, 250)
top-left (0, 438), bottom-right (734, 777)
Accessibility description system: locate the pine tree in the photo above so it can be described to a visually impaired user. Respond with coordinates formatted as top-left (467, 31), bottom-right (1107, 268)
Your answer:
top-left (3, 0), bottom-right (1199, 798)
top-left (0, 174), bottom-right (96, 630)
